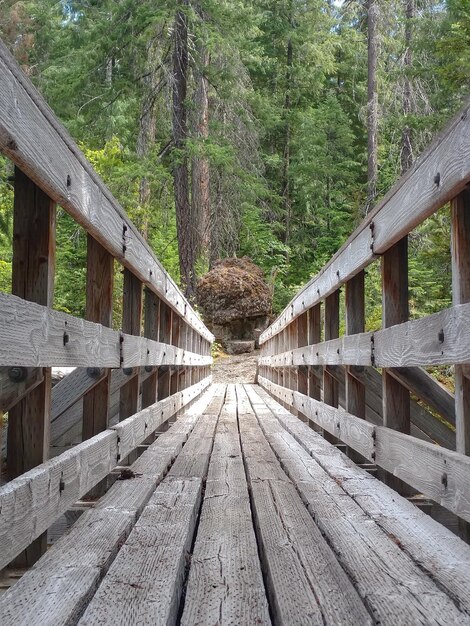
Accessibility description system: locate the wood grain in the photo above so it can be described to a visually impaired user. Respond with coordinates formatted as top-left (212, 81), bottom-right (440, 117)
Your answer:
top-left (246, 385), bottom-right (470, 625)
top-left (0, 387), bottom-right (218, 626)
top-left (181, 384), bottom-right (271, 625)
top-left (259, 376), bottom-right (470, 524)
top-left (0, 376), bottom-right (211, 569)
top-left (237, 384), bottom-right (371, 625)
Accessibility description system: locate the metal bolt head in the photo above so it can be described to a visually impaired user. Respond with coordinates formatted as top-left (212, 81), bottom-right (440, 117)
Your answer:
top-left (123, 367), bottom-right (133, 376)
top-left (87, 367), bottom-right (101, 379)
top-left (8, 366), bottom-right (27, 383)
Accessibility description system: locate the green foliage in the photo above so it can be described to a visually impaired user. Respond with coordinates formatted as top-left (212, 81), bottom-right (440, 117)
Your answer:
top-left (0, 0), bottom-right (465, 337)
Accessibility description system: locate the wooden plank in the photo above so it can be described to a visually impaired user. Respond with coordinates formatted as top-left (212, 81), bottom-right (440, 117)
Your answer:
top-left (0, 376), bottom-right (211, 570)
top-left (389, 366), bottom-right (455, 426)
top-left (78, 387), bottom-right (223, 625)
top-left (254, 385), bottom-right (470, 615)
top-left (373, 302), bottom-right (470, 367)
top-left (0, 430), bottom-right (118, 570)
top-left (0, 292), bottom-right (210, 371)
top-left (78, 477), bottom-right (202, 626)
top-left (260, 99), bottom-right (470, 346)
top-left (259, 376), bottom-right (470, 524)
top-left (259, 333), bottom-right (373, 367)
top-left (237, 385), bottom-right (371, 625)
top-left (248, 385), bottom-right (470, 622)
top-left (7, 167), bottom-right (56, 564)
top-left (0, 41), bottom-right (212, 344)
top-left (0, 387), bottom-right (218, 626)
top-left (181, 385), bottom-right (270, 626)
top-left (262, 301), bottom-right (470, 369)
top-left (119, 270), bottom-right (142, 422)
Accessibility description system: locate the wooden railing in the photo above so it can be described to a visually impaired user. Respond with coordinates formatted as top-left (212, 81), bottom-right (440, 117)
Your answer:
top-left (0, 40), bottom-right (213, 569)
top-left (259, 100), bottom-right (470, 530)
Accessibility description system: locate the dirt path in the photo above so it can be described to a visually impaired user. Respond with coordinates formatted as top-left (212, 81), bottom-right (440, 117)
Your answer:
top-left (211, 350), bottom-right (259, 384)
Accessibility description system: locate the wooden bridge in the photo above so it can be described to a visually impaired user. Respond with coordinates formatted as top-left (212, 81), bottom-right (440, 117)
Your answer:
top-left (0, 39), bottom-right (470, 625)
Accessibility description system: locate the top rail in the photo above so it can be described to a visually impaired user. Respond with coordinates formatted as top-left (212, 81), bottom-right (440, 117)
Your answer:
top-left (0, 40), bottom-right (213, 344)
top-left (260, 99), bottom-right (470, 345)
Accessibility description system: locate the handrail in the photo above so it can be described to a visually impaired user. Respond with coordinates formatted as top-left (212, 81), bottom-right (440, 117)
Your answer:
top-left (0, 36), bottom-right (213, 569)
top-left (259, 99), bottom-right (470, 531)
top-left (0, 40), bottom-right (212, 343)
top-left (260, 99), bottom-right (470, 345)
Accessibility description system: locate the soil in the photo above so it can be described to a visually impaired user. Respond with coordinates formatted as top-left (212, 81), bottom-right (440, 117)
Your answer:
top-left (211, 350), bottom-right (260, 384)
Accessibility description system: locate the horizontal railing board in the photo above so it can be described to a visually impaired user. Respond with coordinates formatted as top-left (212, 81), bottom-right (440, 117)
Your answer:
top-left (0, 293), bottom-right (212, 368)
top-left (260, 303), bottom-right (470, 368)
top-left (0, 376), bottom-right (211, 569)
top-left (260, 101), bottom-right (470, 345)
top-left (259, 333), bottom-right (373, 367)
top-left (259, 376), bottom-right (470, 524)
top-left (0, 40), bottom-right (212, 344)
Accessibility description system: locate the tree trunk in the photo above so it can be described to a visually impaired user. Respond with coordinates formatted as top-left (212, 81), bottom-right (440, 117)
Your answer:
top-left (281, 36), bottom-right (293, 248)
top-left (172, 3), bottom-right (196, 299)
top-left (366, 0), bottom-right (379, 212)
top-left (401, 0), bottom-right (414, 174)
top-left (191, 40), bottom-right (210, 260)
top-left (137, 39), bottom-right (158, 238)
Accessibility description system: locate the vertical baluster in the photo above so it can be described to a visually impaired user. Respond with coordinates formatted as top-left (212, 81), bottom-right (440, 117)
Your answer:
top-left (8, 167), bottom-right (56, 565)
top-left (323, 290), bottom-right (340, 442)
top-left (451, 190), bottom-right (470, 540)
top-left (141, 290), bottom-right (160, 409)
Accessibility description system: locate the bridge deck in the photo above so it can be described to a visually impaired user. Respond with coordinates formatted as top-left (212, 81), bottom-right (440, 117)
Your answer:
top-left (2, 383), bottom-right (470, 625)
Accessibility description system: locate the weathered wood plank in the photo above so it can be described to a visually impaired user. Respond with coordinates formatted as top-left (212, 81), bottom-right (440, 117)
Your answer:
top-left (0, 430), bottom-right (118, 570)
top-left (181, 384), bottom-right (271, 625)
top-left (78, 387), bottom-right (224, 625)
top-left (0, 376), bottom-right (211, 569)
top-left (345, 271), bottom-right (366, 420)
top-left (260, 100), bottom-right (470, 346)
top-left (261, 301), bottom-right (470, 368)
top-left (0, 41), bottom-right (212, 344)
top-left (0, 293), bottom-right (212, 369)
top-left (252, 385), bottom-right (470, 615)
top-left (0, 387), bottom-right (218, 626)
top-left (247, 385), bottom-right (470, 624)
top-left (259, 376), bottom-right (470, 524)
top-left (237, 384), bottom-right (372, 625)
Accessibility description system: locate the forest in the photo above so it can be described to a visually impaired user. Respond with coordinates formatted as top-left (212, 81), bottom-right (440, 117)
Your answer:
top-left (0, 0), bottom-right (468, 327)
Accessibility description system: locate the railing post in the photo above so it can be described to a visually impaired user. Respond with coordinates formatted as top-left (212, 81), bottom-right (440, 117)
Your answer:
top-left (323, 290), bottom-right (340, 442)
top-left (141, 289), bottom-right (160, 409)
top-left (82, 235), bottom-right (114, 441)
top-left (158, 302), bottom-right (172, 400)
top-left (289, 318), bottom-right (299, 416)
top-left (297, 312), bottom-right (308, 422)
top-left (345, 271), bottom-right (366, 418)
top-left (308, 304), bottom-right (321, 402)
top-left (381, 237), bottom-right (411, 494)
top-left (7, 167), bottom-right (56, 565)
top-left (382, 238), bottom-right (410, 433)
top-left (170, 313), bottom-right (181, 398)
top-left (120, 270), bottom-right (142, 421)
top-left (451, 189), bottom-right (470, 540)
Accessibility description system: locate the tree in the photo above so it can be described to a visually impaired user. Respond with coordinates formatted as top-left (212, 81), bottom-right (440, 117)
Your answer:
top-left (366, 0), bottom-right (379, 211)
